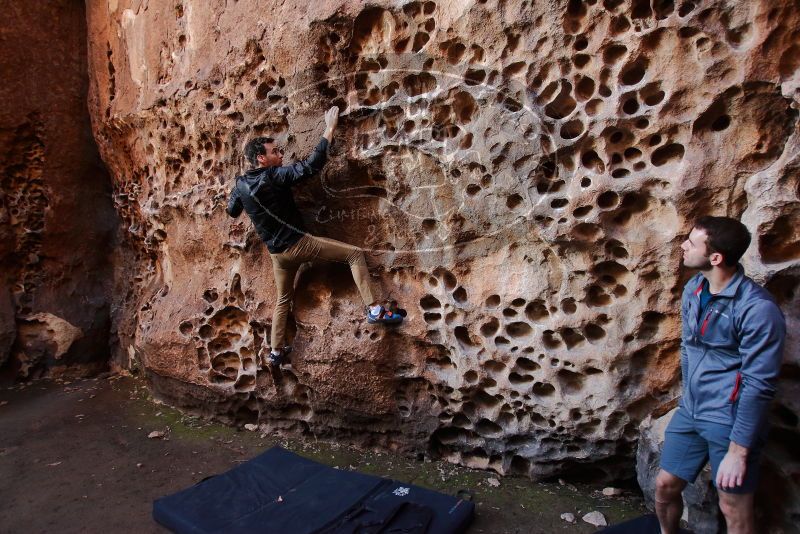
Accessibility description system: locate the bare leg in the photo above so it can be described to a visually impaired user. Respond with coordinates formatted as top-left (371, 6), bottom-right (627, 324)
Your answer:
top-left (718, 491), bottom-right (755, 534)
top-left (655, 469), bottom-right (687, 534)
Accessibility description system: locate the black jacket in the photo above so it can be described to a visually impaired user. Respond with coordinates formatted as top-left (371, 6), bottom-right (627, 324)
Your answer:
top-left (227, 138), bottom-right (328, 253)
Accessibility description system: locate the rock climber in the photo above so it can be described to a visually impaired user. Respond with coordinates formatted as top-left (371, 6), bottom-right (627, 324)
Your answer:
top-left (226, 106), bottom-right (405, 368)
top-left (655, 216), bottom-right (785, 534)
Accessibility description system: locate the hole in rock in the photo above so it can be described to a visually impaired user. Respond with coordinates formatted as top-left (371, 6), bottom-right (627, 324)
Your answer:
top-left (542, 330), bottom-right (561, 349)
top-left (560, 119), bottom-right (585, 139)
top-left (650, 143), bottom-right (684, 166)
top-left (557, 369), bottom-right (585, 394)
top-left (433, 268), bottom-right (458, 290)
top-left (643, 90), bottom-right (665, 106)
top-left (560, 328), bottom-right (585, 349)
top-left (412, 32), bottom-right (430, 52)
top-left (515, 357), bottom-right (541, 372)
top-left (402, 72), bottom-right (436, 96)
top-left (586, 285), bottom-right (611, 307)
top-left (620, 60), bottom-right (647, 85)
top-left (480, 317), bottom-right (500, 337)
top-left (476, 416), bottom-right (504, 438)
top-left (211, 352), bottom-right (240, 380)
top-left (602, 44), bottom-right (627, 64)
top-left (509, 372), bottom-right (534, 385)
top-left (454, 325), bottom-right (479, 348)
top-left (532, 382), bottom-right (556, 397)
top-left (581, 150), bottom-right (604, 173)
top-left (484, 360), bottom-right (506, 374)
top-left (639, 311), bottom-right (666, 339)
top-left (622, 98), bottom-right (639, 115)
top-left (573, 54), bottom-right (591, 69)
top-left (573, 222), bottom-right (602, 239)
top-left (576, 76), bottom-right (595, 100)
top-left (424, 312), bottom-right (442, 324)
top-left (473, 390), bottom-right (501, 409)
top-left (494, 336), bottom-right (511, 346)
top-left (506, 322), bottom-right (533, 338)
top-left (711, 114), bottom-right (730, 131)
top-left (525, 301), bottom-right (549, 322)
top-left (198, 324), bottom-right (214, 339)
top-left (234, 374), bottom-right (255, 391)
top-left (453, 286), bottom-right (468, 303)
top-left (464, 68), bottom-right (486, 85)
top-left (583, 323), bottom-right (606, 341)
top-left (507, 194), bottom-right (524, 209)
top-left (597, 191), bottom-right (620, 208)
top-left (624, 147), bottom-right (642, 160)
top-left (544, 82), bottom-right (577, 119)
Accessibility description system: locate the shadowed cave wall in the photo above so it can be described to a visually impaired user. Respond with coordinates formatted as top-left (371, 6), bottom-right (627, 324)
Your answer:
top-left (0, 0), bottom-right (117, 380)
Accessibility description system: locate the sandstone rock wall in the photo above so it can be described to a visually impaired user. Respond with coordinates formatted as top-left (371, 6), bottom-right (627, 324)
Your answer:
top-left (0, 0), bottom-right (117, 378)
top-left (86, 0), bottom-right (799, 498)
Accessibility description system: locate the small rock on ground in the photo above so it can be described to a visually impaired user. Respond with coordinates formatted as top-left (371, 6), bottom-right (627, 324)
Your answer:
top-left (560, 512), bottom-right (576, 523)
top-left (582, 510), bottom-right (607, 527)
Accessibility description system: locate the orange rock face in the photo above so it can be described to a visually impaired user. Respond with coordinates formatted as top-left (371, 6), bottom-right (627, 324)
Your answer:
top-left (85, 0), bottom-right (798, 496)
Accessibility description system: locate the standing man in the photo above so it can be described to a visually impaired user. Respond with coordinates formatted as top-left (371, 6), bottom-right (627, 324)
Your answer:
top-left (655, 216), bottom-right (786, 534)
top-left (226, 106), bottom-right (404, 368)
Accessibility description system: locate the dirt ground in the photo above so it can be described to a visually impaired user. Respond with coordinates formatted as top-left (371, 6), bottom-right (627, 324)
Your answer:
top-left (0, 374), bottom-right (648, 533)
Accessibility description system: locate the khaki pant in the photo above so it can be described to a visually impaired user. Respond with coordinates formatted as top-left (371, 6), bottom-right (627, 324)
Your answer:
top-left (270, 233), bottom-right (375, 349)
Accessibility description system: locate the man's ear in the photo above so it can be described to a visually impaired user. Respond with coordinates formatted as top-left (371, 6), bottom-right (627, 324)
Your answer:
top-left (709, 252), bottom-right (725, 266)
top-left (256, 153), bottom-right (266, 165)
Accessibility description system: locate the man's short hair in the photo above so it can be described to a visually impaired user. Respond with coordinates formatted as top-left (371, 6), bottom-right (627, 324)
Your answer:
top-left (694, 216), bottom-right (752, 267)
top-left (244, 136), bottom-right (274, 167)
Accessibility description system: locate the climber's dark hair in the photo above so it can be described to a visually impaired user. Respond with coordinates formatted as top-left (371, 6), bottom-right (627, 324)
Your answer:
top-left (694, 216), bottom-right (751, 267)
top-left (244, 136), bottom-right (275, 167)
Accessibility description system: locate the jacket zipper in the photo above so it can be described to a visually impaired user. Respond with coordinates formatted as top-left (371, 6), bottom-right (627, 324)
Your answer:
top-left (689, 289), bottom-right (714, 417)
top-left (699, 310), bottom-right (713, 336)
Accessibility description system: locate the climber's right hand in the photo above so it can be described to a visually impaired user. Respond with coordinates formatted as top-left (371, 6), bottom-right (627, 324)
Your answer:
top-left (323, 106), bottom-right (339, 142)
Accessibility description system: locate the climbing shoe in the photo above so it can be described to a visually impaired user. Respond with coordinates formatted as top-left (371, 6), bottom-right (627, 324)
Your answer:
top-left (367, 304), bottom-right (404, 325)
top-left (268, 346), bottom-right (292, 368)
top-left (384, 299), bottom-right (407, 317)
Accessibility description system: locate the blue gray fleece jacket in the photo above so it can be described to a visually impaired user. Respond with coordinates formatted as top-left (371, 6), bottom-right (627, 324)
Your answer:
top-left (679, 265), bottom-right (786, 448)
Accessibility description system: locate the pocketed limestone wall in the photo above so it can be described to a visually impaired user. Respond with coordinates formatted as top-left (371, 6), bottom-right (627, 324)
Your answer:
top-left (83, 2), bottom-right (799, 524)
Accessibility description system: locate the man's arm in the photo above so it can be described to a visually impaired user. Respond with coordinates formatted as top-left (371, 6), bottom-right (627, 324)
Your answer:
top-left (227, 183), bottom-right (243, 218)
top-left (679, 285), bottom-right (691, 390)
top-left (271, 138), bottom-right (330, 187)
top-left (273, 106), bottom-right (339, 187)
top-left (729, 298), bottom-right (786, 448)
top-left (717, 298), bottom-right (785, 490)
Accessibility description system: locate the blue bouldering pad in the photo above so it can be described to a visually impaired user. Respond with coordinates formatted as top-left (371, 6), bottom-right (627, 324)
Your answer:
top-left (597, 513), bottom-right (694, 533)
top-left (153, 446), bottom-right (474, 533)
